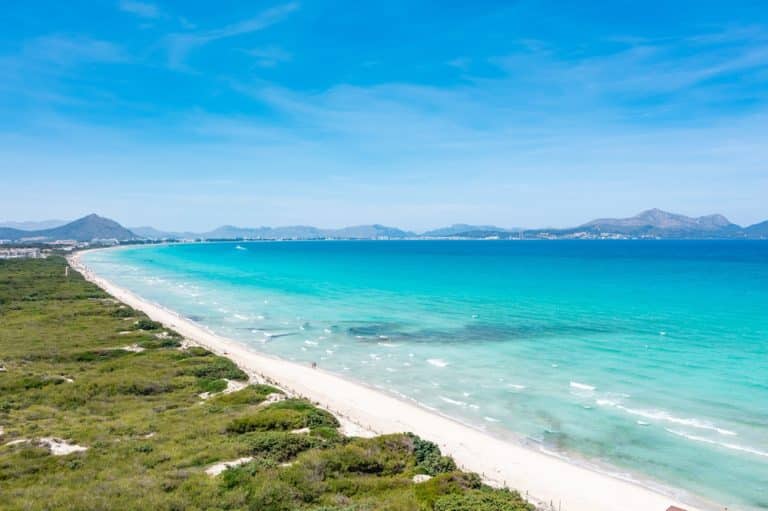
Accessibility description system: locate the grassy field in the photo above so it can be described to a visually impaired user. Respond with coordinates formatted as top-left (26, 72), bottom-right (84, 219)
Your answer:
top-left (0, 256), bottom-right (533, 511)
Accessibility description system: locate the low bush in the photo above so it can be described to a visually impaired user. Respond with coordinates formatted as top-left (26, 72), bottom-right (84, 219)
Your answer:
top-left (247, 432), bottom-right (325, 461)
top-left (181, 356), bottom-right (247, 381)
top-left (119, 380), bottom-right (175, 396)
top-left (434, 488), bottom-right (534, 511)
top-left (407, 433), bottom-right (457, 476)
top-left (227, 408), bottom-right (308, 433)
top-left (268, 400), bottom-right (340, 429)
top-left (111, 307), bottom-right (135, 318)
top-left (414, 472), bottom-right (482, 508)
top-left (134, 318), bottom-right (163, 331)
top-left (212, 384), bottom-right (281, 406)
top-left (73, 349), bottom-right (130, 362)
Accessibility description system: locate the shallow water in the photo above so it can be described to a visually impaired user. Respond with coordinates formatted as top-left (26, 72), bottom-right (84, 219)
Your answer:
top-left (84, 240), bottom-right (768, 509)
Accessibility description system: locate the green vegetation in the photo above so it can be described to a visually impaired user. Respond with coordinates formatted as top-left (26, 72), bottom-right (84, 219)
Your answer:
top-left (0, 257), bottom-right (533, 511)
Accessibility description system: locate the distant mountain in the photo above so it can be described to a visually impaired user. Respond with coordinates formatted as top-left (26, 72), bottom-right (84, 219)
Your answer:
top-left (203, 225), bottom-right (324, 239)
top-left (422, 224), bottom-right (516, 237)
top-left (328, 224), bottom-right (413, 239)
top-left (745, 220), bottom-right (768, 238)
top-left (200, 224), bottom-right (414, 240)
top-left (443, 229), bottom-right (515, 239)
top-left (0, 219), bottom-right (68, 231)
top-left (130, 226), bottom-right (199, 239)
top-left (0, 214), bottom-right (136, 241)
top-left (582, 209), bottom-right (736, 233)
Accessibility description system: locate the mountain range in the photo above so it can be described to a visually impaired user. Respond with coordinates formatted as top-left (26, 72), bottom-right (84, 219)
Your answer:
top-left (0, 214), bottom-right (137, 242)
top-left (1, 209), bottom-right (767, 243)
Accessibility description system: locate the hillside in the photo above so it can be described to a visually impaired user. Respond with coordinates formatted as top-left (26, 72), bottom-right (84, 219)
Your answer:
top-left (0, 257), bottom-right (532, 511)
top-left (0, 220), bottom-right (67, 230)
top-left (745, 220), bottom-right (768, 238)
top-left (422, 224), bottom-right (513, 237)
top-left (581, 208), bottom-right (738, 234)
top-left (0, 214), bottom-right (136, 242)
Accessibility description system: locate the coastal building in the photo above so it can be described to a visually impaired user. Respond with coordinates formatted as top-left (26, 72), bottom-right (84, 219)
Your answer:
top-left (0, 247), bottom-right (45, 259)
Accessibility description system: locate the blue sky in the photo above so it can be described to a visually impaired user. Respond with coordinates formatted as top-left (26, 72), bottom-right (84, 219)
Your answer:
top-left (1, 0), bottom-right (767, 230)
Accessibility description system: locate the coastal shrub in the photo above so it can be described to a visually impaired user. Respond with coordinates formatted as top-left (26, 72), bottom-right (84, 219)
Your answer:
top-left (227, 408), bottom-right (308, 433)
top-left (134, 318), bottom-right (163, 331)
top-left (311, 426), bottom-right (342, 441)
top-left (247, 432), bottom-right (325, 461)
top-left (433, 489), bottom-right (534, 511)
top-left (138, 337), bottom-right (182, 350)
top-left (72, 349), bottom-right (131, 362)
top-left (322, 474), bottom-right (411, 500)
top-left (181, 356), bottom-right (247, 381)
top-left (0, 374), bottom-right (57, 392)
top-left (267, 399), bottom-right (340, 429)
top-left (246, 479), bottom-right (299, 511)
top-left (181, 346), bottom-right (211, 357)
top-left (321, 436), bottom-right (413, 477)
top-left (198, 377), bottom-right (227, 394)
top-left (413, 472), bottom-right (482, 509)
top-left (406, 433), bottom-right (457, 476)
top-left (111, 307), bottom-right (135, 318)
top-left (212, 384), bottom-right (281, 406)
top-left (119, 379), bottom-right (174, 396)
top-left (220, 458), bottom-right (278, 489)
top-left (278, 458), bottom-right (328, 503)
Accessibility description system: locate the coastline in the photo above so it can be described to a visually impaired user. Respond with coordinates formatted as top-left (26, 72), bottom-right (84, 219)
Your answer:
top-left (69, 248), bottom-right (710, 511)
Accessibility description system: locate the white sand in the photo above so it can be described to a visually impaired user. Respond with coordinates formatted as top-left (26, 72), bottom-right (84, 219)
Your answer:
top-left (198, 378), bottom-right (248, 400)
top-left (38, 437), bottom-right (88, 456)
top-left (205, 457), bottom-right (253, 476)
top-left (69, 250), bottom-right (711, 511)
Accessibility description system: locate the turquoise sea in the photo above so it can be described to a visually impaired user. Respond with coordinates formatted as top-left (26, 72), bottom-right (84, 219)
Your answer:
top-left (83, 240), bottom-right (768, 509)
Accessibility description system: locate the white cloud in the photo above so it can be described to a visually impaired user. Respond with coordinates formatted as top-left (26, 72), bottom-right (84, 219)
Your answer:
top-left (119, 0), bottom-right (160, 19)
top-left (165, 3), bottom-right (299, 70)
top-left (23, 35), bottom-right (126, 65)
top-left (244, 46), bottom-right (292, 67)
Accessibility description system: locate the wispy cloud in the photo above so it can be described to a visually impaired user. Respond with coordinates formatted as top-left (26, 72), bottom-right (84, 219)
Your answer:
top-left (165, 2), bottom-right (299, 70)
top-left (243, 46), bottom-right (292, 67)
top-left (119, 0), bottom-right (160, 19)
top-left (22, 35), bottom-right (126, 66)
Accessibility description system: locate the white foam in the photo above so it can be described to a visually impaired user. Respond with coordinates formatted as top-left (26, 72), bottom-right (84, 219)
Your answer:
top-left (597, 400), bottom-right (737, 436)
top-left (484, 416), bottom-right (500, 422)
top-left (508, 384), bottom-right (526, 390)
top-left (665, 429), bottom-right (767, 458)
top-left (235, 245), bottom-right (247, 251)
top-left (378, 342), bottom-right (399, 348)
top-left (427, 358), bottom-right (449, 368)
top-left (439, 396), bottom-right (466, 406)
top-left (570, 381), bottom-right (596, 391)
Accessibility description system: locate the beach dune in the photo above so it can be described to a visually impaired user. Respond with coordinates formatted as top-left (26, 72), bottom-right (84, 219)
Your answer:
top-left (69, 251), bottom-right (708, 511)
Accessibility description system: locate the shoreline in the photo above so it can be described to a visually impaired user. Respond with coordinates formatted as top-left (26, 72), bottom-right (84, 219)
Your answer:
top-left (69, 248), bottom-right (711, 511)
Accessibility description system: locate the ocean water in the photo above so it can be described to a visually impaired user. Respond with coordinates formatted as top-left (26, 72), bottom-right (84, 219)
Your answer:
top-left (83, 240), bottom-right (768, 509)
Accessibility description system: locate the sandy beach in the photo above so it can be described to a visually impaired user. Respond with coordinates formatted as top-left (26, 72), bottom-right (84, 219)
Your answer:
top-left (69, 249), bottom-right (710, 511)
